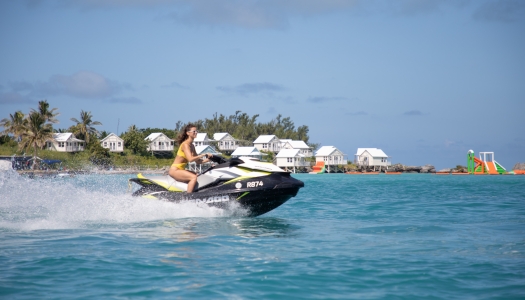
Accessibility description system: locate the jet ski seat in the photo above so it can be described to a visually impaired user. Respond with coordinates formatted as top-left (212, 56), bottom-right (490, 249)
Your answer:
top-left (136, 173), bottom-right (220, 192)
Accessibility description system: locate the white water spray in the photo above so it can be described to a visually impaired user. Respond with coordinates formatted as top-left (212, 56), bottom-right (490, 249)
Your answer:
top-left (0, 171), bottom-right (244, 231)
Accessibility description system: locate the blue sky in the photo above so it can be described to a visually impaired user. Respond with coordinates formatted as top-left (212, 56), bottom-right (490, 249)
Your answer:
top-left (1, 0), bottom-right (524, 169)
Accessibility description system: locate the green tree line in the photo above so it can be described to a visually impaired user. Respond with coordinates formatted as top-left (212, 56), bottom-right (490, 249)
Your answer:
top-left (0, 100), bottom-right (109, 167)
top-left (122, 110), bottom-right (316, 155)
top-left (1, 103), bottom-right (315, 167)
top-left (195, 111), bottom-right (310, 145)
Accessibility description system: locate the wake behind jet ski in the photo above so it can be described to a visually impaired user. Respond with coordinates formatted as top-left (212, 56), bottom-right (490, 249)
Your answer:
top-left (128, 155), bottom-right (304, 217)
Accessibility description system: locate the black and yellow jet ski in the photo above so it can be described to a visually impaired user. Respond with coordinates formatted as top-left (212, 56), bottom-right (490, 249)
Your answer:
top-left (128, 156), bottom-right (304, 217)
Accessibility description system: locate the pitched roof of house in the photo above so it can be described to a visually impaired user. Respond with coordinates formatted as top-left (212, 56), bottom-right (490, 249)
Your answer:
top-left (194, 133), bottom-right (209, 142)
top-left (285, 140), bottom-right (310, 149)
top-left (213, 133), bottom-right (231, 141)
top-left (144, 133), bottom-right (173, 141)
top-left (53, 133), bottom-right (84, 142)
top-left (231, 147), bottom-right (263, 156)
top-left (276, 149), bottom-right (303, 158)
top-left (355, 148), bottom-right (388, 157)
top-left (315, 146), bottom-right (343, 156)
top-left (100, 133), bottom-right (123, 142)
top-left (253, 135), bottom-right (278, 143)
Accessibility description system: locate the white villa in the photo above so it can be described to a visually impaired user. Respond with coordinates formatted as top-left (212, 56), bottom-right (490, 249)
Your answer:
top-left (145, 133), bottom-right (174, 153)
top-left (354, 148), bottom-right (391, 171)
top-left (231, 147), bottom-right (266, 160)
top-left (315, 146), bottom-right (348, 172)
top-left (253, 135), bottom-right (281, 153)
top-left (275, 149), bottom-right (309, 173)
top-left (46, 133), bottom-right (85, 153)
top-left (213, 133), bottom-right (239, 152)
top-left (193, 133), bottom-right (212, 147)
top-left (100, 133), bottom-right (124, 152)
top-left (280, 139), bottom-right (313, 157)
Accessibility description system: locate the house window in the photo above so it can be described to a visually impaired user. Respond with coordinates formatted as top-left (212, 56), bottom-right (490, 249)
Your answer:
top-left (118, 142), bottom-right (121, 147)
top-left (104, 142), bottom-right (107, 147)
top-left (263, 144), bottom-right (267, 149)
top-left (170, 141), bottom-right (173, 146)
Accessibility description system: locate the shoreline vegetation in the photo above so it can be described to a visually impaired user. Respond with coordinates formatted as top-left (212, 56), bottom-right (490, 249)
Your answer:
top-left (2, 102), bottom-right (522, 175)
top-left (0, 104), bottom-right (320, 173)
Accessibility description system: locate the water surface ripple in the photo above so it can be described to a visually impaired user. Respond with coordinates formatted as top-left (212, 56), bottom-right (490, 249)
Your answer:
top-left (1, 172), bottom-right (524, 299)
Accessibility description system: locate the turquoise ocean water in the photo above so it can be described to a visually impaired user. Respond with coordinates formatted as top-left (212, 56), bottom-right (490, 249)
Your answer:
top-left (1, 170), bottom-right (524, 299)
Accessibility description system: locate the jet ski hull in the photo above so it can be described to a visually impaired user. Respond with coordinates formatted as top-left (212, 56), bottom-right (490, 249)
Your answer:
top-left (130, 172), bottom-right (304, 217)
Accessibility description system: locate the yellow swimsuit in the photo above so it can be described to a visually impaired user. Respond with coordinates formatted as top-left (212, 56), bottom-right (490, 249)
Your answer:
top-left (171, 142), bottom-right (189, 170)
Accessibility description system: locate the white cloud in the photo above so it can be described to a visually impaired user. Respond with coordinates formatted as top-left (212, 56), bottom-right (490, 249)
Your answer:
top-left (473, 0), bottom-right (525, 23)
top-left (36, 0), bottom-right (516, 30)
top-left (0, 92), bottom-right (34, 105)
top-left (403, 110), bottom-right (424, 116)
top-left (49, 71), bottom-right (119, 98)
top-left (107, 97), bottom-right (142, 104)
top-left (1, 71), bottom-right (131, 103)
top-left (161, 82), bottom-right (189, 89)
top-left (56, 0), bottom-right (174, 10)
top-left (53, 0), bottom-right (360, 29)
top-left (307, 96), bottom-right (347, 103)
top-left (347, 111), bottom-right (368, 116)
top-left (217, 82), bottom-right (285, 96)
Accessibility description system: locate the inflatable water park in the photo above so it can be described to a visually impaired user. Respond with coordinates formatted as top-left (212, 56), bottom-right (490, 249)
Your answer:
top-left (467, 150), bottom-right (524, 175)
top-left (309, 161), bottom-right (326, 174)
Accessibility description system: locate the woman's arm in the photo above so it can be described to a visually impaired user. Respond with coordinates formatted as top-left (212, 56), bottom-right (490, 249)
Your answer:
top-left (181, 143), bottom-right (207, 163)
top-left (181, 144), bottom-right (212, 164)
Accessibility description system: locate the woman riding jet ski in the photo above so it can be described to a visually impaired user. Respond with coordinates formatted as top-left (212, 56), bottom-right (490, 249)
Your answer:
top-left (128, 155), bottom-right (305, 217)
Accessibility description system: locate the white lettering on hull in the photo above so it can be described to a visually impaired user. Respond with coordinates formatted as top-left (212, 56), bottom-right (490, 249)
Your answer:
top-left (194, 195), bottom-right (230, 204)
top-left (247, 181), bottom-right (264, 188)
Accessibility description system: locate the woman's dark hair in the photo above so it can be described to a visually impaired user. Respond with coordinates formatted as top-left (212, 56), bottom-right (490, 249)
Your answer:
top-left (177, 123), bottom-right (196, 145)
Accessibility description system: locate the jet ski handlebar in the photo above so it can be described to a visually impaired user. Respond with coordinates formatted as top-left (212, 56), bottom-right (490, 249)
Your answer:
top-left (207, 154), bottom-right (227, 164)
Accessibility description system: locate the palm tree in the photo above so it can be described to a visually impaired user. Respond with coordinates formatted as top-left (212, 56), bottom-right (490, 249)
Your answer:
top-left (70, 110), bottom-right (102, 145)
top-left (0, 111), bottom-right (26, 142)
top-left (18, 111), bottom-right (54, 162)
top-left (98, 130), bottom-right (110, 140)
top-left (31, 100), bottom-right (59, 124)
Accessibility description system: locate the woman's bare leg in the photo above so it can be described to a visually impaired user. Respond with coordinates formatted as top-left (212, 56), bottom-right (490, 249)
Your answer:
top-left (168, 168), bottom-right (198, 193)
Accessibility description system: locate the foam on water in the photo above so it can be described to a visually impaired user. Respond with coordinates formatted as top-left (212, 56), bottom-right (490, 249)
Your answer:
top-left (1, 172), bottom-right (525, 298)
top-left (0, 171), bottom-right (244, 231)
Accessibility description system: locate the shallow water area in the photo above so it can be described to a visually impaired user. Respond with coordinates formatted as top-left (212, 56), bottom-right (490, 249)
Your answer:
top-left (1, 171), bottom-right (525, 299)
